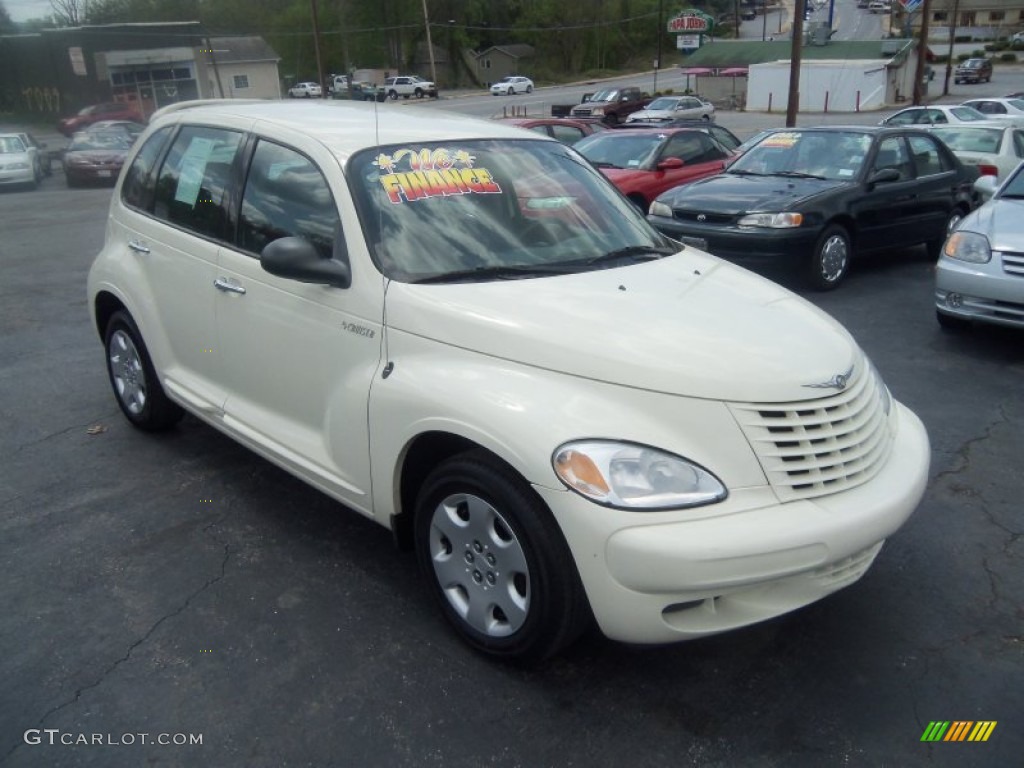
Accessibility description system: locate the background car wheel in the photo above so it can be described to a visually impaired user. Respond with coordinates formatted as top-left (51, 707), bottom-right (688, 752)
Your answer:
top-left (603, 113), bottom-right (619, 125)
top-left (807, 224), bottom-right (851, 291)
top-left (415, 88), bottom-right (424, 98)
top-left (928, 208), bottom-right (965, 258)
top-left (104, 310), bottom-right (183, 431)
top-left (414, 451), bottom-right (590, 662)
top-left (936, 310), bottom-right (971, 332)
top-left (388, 90), bottom-right (398, 100)
top-left (508, 87), bottom-right (516, 95)
top-left (526, 85), bottom-right (533, 93)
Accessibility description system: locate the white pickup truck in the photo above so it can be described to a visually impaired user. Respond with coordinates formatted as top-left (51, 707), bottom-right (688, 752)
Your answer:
top-left (383, 75), bottom-right (438, 99)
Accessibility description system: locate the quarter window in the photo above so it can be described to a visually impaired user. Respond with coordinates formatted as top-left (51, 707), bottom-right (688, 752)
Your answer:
top-left (238, 140), bottom-right (340, 260)
top-left (121, 126), bottom-right (173, 211)
top-left (153, 126), bottom-right (243, 240)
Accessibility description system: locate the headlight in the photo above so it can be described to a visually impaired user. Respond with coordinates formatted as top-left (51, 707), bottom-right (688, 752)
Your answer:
top-left (942, 231), bottom-right (991, 264)
top-left (738, 212), bottom-right (804, 228)
top-left (649, 200), bottom-right (672, 218)
top-left (553, 440), bottom-right (727, 510)
top-left (589, 107), bottom-right (606, 116)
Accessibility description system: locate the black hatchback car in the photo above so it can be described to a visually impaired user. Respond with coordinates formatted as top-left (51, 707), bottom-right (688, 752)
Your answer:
top-left (647, 127), bottom-right (978, 289)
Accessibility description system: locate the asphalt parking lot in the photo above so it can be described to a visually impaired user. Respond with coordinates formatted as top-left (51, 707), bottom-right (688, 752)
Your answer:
top-left (1, 156), bottom-right (1022, 767)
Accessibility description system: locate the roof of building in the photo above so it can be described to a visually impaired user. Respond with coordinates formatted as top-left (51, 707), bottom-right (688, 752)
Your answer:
top-left (209, 36), bottom-right (279, 64)
top-left (474, 44), bottom-right (537, 60)
top-left (679, 39), bottom-right (915, 67)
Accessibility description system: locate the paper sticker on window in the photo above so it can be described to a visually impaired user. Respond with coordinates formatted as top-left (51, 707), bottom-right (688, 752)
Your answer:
top-left (838, 168), bottom-right (854, 177)
top-left (762, 132), bottom-right (800, 148)
top-left (374, 147), bottom-right (502, 204)
top-left (175, 137), bottom-right (215, 206)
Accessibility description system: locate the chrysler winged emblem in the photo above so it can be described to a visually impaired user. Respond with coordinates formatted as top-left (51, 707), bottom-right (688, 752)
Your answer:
top-left (697, 213), bottom-right (707, 222)
top-left (803, 364), bottom-right (854, 391)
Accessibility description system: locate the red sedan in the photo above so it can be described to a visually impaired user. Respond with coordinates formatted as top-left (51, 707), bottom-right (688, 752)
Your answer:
top-left (573, 126), bottom-right (733, 211)
top-left (493, 117), bottom-right (607, 146)
top-left (57, 102), bottom-right (144, 137)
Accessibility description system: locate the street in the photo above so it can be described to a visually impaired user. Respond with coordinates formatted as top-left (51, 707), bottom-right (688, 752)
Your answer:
top-left (1, 115), bottom-right (1022, 766)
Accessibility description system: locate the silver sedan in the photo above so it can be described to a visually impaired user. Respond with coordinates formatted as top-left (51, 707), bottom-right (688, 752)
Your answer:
top-left (935, 164), bottom-right (1024, 331)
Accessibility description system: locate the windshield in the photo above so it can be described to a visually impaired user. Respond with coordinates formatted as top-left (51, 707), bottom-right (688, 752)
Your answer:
top-left (348, 139), bottom-right (674, 283)
top-left (68, 133), bottom-right (133, 151)
top-left (1009, 99), bottom-right (1024, 111)
top-left (932, 126), bottom-right (1003, 153)
top-left (0, 136), bottom-right (27, 153)
top-left (728, 130), bottom-right (872, 181)
top-left (574, 132), bottom-right (663, 169)
top-left (588, 89), bottom-right (618, 102)
top-left (646, 97), bottom-right (681, 111)
top-left (998, 165), bottom-right (1024, 198)
top-left (951, 106), bottom-right (986, 121)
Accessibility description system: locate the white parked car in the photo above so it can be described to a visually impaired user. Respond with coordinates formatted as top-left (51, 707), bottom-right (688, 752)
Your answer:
top-left (384, 75), bottom-right (437, 99)
top-left (930, 121), bottom-right (1024, 182)
top-left (288, 81), bottom-right (323, 98)
top-left (87, 100), bottom-right (929, 661)
top-left (490, 76), bottom-right (534, 96)
top-left (961, 97), bottom-right (1024, 118)
top-left (0, 133), bottom-right (40, 189)
top-left (879, 105), bottom-right (986, 126)
top-left (627, 95), bottom-right (715, 123)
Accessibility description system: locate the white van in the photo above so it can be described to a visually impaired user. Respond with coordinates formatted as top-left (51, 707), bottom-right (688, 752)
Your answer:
top-left (87, 101), bottom-right (930, 660)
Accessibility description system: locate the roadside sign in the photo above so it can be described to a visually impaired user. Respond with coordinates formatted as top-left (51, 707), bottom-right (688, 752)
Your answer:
top-left (677, 35), bottom-right (702, 49)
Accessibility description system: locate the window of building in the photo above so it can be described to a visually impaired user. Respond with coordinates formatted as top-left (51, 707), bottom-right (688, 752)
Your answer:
top-left (233, 74), bottom-right (250, 90)
top-left (989, 11), bottom-right (1004, 22)
top-left (932, 11), bottom-right (948, 22)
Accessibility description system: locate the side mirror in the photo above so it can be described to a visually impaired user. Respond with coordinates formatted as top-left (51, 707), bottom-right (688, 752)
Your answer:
top-left (973, 174), bottom-right (998, 201)
top-left (657, 157), bottom-right (685, 170)
top-left (261, 236), bottom-right (351, 288)
top-left (867, 167), bottom-right (901, 185)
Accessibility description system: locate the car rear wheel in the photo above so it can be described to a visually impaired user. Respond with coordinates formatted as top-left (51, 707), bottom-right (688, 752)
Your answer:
top-left (414, 452), bottom-right (590, 661)
top-left (807, 224), bottom-right (851, 290)
top-left (104, 310), bottom-right (183, 431)
top-left (928, 208), bottom-right (965, 258)
top-left (388, 90), bottom-right (398, 100)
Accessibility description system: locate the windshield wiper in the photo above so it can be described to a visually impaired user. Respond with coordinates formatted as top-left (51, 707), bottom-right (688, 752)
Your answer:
top-left (728, 169), bottom-right (767, 176)
top-left (771, 170), bottom-right (826, 180)
top-left (579, 245), bottom-right (676, 266)
top-left (412, 264), bottom-right (575, 284)
top-left (590, 161), bottom-right (622, 169)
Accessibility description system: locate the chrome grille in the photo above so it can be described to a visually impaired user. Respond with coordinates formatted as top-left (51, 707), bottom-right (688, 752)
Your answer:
top-left (1001, 251), bottom-right (1024, 277)
top-left (728, 367), bottom-right (893, 502)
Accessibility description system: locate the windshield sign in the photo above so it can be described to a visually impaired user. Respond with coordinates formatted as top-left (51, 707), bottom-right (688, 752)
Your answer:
top-left (349, 140), bottom-right (673, 283)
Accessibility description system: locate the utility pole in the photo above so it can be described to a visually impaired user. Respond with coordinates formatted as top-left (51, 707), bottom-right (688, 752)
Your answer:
top-left (311, 0), bottom-right (325, 97)
top-left (943, 0), bottom-right (961, 95)
top-left (912, 0), bottom-right (932, 105)
top-left (422, 0), bottom-right (438, 85)
top-left (655, 0), bottom-right (664, 92)
top-left (786, 0), bottom-right (806, 126)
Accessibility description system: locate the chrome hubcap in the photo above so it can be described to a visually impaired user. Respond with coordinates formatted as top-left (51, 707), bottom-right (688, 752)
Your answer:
top-left (428, 493), bottom-right (530, 637)
top-left (109, 330), bottom-right (147, 415)
top-left (819, 235), bottom-right (848, 282)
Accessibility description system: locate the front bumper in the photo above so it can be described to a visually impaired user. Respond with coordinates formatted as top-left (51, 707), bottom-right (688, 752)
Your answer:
top-left (535, 402), bottom-right (930, 644)
top-left (935, 254), bottom-right (1024, 329)
top-left (648, 214), bottom-right (820, 266)
top-left (0, 167), bottom-right (34, 185)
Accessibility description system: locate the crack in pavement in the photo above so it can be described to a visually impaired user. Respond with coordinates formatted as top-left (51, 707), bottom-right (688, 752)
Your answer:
top-left (2, 534), bottom-right (231, 764)
top-left (1, 410), bottom-right (121, 462)
top-left (933, 404), bottom-right (1010, 485)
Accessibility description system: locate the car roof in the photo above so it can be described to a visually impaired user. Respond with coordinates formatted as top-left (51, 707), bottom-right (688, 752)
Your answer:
top-left (148, 100), bottom-right (542, 163)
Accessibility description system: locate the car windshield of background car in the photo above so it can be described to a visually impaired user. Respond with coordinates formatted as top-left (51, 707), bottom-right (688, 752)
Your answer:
top-left (68, 133), bottom-right (133, 151)
top-left (574, 133), bottom-right (662, 169)
top-left (0, 136), bottom-right (27, 153)
top-left (348, 139), bottom-right (672, 283)
top-left (951, 106), bottom-right (987, 121)
top-left (646, 97), bottom-right (682, 111)
top-left (588, 89), bottom-right (617, 102)
top-left (728, 130), bottom-right (872, 181)
top-left (932, 126), bottom-right (1003, 153)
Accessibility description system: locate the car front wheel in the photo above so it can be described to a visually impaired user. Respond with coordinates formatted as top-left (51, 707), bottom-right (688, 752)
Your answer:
top-left (414, 452), bottom-right (590, 661)
top-left (104, 310), bottom-right (183, 431)
top-left (526, 85), bottom-right (533, 93)
top-left (807, 224), bottom-right (851, 290)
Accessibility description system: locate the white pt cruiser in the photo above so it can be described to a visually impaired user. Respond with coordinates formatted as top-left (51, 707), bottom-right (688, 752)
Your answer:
top-left (88, 101), bottom-right (930, 661)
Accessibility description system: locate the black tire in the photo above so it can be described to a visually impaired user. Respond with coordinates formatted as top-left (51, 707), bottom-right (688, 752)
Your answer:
top-left (508, 87), bottom-right (516, 95)
top-left (414, 451), bottom-right (590, 662)
top-left (414, 88), bottom-right (424, 98)
top-left (603, 113), bottom-right (620, 125)
top-left (807, 223), bottom-right (851, 291)
top-left (388, 90), bottom-right (398, 100)
top-left (104, 310), bottom-right (183, 431)
top-left (928, 207), bottom-right (965, 259)
top-left (526, 85), bottom-right (533, 93)
top-left (936, 310), bottom-right (971, 332)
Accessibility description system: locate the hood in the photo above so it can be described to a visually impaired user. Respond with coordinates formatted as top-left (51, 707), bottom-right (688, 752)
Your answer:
top-left (964, 198), bottom-right (1024, 251)
top-left (386, 251), bottom-right (858, 403)
top-left (662, 173), bottom-right (847, 213)
top-left (66, 150), bottom-right (126, 164)
top-left (628, 110), bottom-right (673, 122)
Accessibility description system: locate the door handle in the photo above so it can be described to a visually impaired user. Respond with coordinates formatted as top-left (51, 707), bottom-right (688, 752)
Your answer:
top-left (213, 277), bottom-right (246, 295)
top-left (127, 240), bottom-right (150, 254)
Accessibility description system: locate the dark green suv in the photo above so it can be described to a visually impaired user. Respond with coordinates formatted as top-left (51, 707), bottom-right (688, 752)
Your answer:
top-left (955, 58), bottom-right (993, 84)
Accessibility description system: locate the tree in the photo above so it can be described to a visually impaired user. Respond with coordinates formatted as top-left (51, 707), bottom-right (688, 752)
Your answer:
top-left (0, 1), bottom-right (16, 32)
top-left (51, 0), bottom-right (88, 25)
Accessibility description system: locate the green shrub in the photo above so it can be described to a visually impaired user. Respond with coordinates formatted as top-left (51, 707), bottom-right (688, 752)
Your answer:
top-left (956, 53), bottom-right (971, 61)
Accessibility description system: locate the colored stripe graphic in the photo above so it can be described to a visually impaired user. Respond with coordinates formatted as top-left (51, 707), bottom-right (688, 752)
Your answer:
top-left (921, 720), bottom-right (997, 742)
top-left (921, 722), bottom-right (949, 741)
